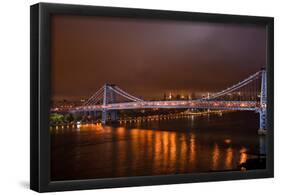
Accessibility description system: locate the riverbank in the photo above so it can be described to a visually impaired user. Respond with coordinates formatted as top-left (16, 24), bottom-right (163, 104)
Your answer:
top-left (49, 110), bottom-right (231, 129)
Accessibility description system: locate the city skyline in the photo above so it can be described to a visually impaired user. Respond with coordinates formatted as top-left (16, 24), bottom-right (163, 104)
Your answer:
top-left (51, 15), bottom-right (266, 101)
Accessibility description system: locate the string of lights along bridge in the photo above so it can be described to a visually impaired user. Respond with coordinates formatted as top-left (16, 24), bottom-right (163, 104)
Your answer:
top-left (69, 69), bottom-right (267, 135)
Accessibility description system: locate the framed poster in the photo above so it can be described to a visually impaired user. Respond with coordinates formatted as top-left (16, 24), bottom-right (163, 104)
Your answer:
top-left (30, 3), bottom-right (274, 192)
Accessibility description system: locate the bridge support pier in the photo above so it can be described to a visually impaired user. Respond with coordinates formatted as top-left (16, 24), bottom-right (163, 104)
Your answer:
top-left (259, 136), bottom-right (266, 155)
top-left (102, 110), bottom-right (107, 124)
top-left (110, 110), bottom-right (118, 122)
top-left (101, 110), bottom-right (118, 124)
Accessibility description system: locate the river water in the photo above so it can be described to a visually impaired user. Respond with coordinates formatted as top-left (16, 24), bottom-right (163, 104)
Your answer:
top-left (51, 111), bottom-right (264, 181)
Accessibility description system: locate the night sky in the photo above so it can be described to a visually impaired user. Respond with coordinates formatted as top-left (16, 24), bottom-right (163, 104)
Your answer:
top-left (51, 15), bottom-right (266, 101)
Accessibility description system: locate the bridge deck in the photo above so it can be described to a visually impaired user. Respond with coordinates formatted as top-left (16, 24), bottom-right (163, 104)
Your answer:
top-left (71, 100), bottom-right (259, 112)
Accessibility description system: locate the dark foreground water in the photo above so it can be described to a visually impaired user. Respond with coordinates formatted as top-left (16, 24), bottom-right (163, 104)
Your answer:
top-left (51, 111), bottom-right (265, 181)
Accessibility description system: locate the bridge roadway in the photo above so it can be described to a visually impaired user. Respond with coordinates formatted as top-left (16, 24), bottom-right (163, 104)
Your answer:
top-left (72, 100), bottom-right (260, 112)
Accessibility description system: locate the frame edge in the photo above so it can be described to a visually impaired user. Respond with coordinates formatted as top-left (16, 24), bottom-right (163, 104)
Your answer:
top-left (30, 3), bottom-right (40, 192)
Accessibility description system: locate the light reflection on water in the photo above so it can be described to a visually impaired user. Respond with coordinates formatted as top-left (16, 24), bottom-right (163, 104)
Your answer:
top-left (51, 112), bottom-right (262, 181)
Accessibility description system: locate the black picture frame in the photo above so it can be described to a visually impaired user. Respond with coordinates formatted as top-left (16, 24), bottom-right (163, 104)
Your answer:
top-left (30, 2), bottom-right (274, 192)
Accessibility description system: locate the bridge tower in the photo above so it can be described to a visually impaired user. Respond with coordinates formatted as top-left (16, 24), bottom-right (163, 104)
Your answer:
top-left (258, 69), bottom-right (267, 135)
top-left (101, 84), bottom-right (118, 124)
top-left (101, 84), bottom-right (108, 124)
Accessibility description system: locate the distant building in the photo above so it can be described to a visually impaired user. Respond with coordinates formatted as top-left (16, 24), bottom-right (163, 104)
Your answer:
top-left (168, 92), bottom-right (172, 100)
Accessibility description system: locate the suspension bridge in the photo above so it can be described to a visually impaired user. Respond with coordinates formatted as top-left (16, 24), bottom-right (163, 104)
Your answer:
top-left (68, 69), bottom-right (267, 134)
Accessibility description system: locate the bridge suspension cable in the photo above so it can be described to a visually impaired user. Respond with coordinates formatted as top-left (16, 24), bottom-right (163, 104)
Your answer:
top-left (82, 69), bottom-right (263, 107)
top-left (83, 86), bottom-right (104, 106)
top-left (83, 84), bottom-right (143, 106)
top-left (200, 70), bottom-right (262, 101)
top-left (111, 86), bottom-right (143, 102)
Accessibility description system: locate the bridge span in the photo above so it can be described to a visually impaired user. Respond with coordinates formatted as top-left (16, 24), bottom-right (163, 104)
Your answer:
top-left (66, 69), bottom-right (267, 135)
